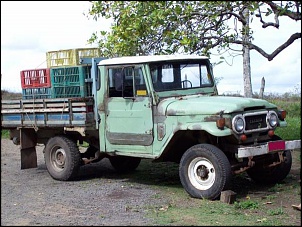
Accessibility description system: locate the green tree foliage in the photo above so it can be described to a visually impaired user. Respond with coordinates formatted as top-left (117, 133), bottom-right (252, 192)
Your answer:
top-left (85, 1), bottom-right (301, 96)
top-left (86, 1), bottom-right (301, 59)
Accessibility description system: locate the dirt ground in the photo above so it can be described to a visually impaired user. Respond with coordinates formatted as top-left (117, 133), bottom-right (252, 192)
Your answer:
top-left (1, 138), bottom-right (166, 226)
top-left (1, 138), bottom-right (301, 226)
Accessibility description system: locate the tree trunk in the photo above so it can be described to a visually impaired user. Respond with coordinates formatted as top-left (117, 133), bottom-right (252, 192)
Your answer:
top-left (243, 8), bottom-right (253, 98)
top-left (259, 77), bottom-right (265, 99)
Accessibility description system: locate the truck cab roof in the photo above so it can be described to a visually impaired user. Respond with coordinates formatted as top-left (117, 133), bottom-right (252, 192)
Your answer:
top-left (98, 55), bottom-right (209, 66)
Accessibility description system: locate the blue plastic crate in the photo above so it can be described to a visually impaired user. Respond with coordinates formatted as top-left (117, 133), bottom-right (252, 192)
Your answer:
top-left (22, 87), bottom-right (52, 99)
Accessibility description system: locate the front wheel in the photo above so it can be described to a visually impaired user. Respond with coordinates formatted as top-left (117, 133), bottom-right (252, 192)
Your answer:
top-left (44, 136), bottom-right (81, 181)
top-left (246, 150), bottom-right (292, 184)
top-left (246, 135), bottom-right (292, 184)
top-left (179, 144), bottom-right (232, 200)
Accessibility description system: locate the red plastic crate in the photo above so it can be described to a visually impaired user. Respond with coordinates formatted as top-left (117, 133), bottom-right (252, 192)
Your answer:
top-left (20, 68), bottom-right (51, 88)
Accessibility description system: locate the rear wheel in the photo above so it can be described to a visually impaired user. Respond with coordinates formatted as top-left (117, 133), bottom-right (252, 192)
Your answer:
top-left (109, 156), bottom-right (141, 173)
top-left (44, 136), bottom-right (81, 181)
top-left (179, 144), bottom-right (232, 200)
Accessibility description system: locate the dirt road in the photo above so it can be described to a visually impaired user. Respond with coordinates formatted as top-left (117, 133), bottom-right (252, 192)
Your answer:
top-left (1, 138), bottom-right (165, 226)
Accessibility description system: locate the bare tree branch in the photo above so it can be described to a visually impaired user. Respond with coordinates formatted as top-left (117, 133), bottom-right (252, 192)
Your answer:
top-left (231, 32), bottom-right (301, 61)
top-left (256, 7), bottom-right (280, 28)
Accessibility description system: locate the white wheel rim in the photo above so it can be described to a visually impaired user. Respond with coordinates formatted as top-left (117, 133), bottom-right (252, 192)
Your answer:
top-left (188, 157), bottom-right (215, 190)
top-left (50, 147), bottom-right (66, 171)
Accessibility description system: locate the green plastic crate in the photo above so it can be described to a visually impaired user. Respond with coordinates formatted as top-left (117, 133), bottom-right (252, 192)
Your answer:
top-left (51, 66), bottom-right (90, 98)
top-left (52, 86), bottom-right (85, 98)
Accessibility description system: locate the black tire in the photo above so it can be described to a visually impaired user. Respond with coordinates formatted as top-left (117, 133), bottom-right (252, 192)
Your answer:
top-left (44, 136), bottom-right (81, 181)
top-left (179, 144), bottom-right (232, 200)
top-left (246, 135), bottom-right (292, 184)
top-left (246, 150), bottom-right (292, 184)
top-left (109, 156), bottom-right (141, 173)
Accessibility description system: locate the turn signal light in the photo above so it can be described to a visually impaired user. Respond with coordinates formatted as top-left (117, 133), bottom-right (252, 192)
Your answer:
top-left (278, 110), bottom-right (287, 120)
top-left (216, 118), bottom-right (225, 130)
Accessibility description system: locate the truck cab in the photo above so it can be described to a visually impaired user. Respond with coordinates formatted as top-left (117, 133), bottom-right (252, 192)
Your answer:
top-left (97, 55), bottom-right (217, 156)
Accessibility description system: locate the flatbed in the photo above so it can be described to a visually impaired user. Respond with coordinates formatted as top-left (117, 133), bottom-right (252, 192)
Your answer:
top-left (1, 97), bottom-right (95, 128)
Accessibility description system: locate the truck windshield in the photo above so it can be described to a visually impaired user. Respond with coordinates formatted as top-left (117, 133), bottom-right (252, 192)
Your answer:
top-left (150, 61), bottom-right (213, 92)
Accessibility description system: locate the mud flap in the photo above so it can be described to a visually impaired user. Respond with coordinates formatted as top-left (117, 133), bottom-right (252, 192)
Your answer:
top-left (20, 128), bottom-right (37, 169)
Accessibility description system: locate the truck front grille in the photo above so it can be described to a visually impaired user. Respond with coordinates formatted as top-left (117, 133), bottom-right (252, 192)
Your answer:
top-left (245, 114), bottom-right (267, 130)
top-left (232, 110), bottom-right (273, 134)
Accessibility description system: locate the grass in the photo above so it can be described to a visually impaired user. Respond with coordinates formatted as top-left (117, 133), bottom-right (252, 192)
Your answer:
top-left (269, 97), bottom-right (301, 140)
top-left (144, 190), bottom-right (290, 226)
top-left (234, 200), bottom-right (259, 209)
top-left (135, 158), bottom-right (300, 226)
top-left (267, 183), bottom-right (284, 193)
top-left (267, 208), bottom-right (284, 216)
top-left (275, 117), bottom-right (301, 140)
top-left (268, 98), bottom-right (301, 118)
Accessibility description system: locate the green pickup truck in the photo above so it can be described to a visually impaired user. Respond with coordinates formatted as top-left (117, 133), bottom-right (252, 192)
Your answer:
top-left (1, 55), bottom-right (300, 200)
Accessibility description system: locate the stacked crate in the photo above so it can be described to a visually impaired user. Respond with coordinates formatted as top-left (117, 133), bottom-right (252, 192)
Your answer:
top-left (50, 66), bottom-right (89, 98)
top-left (46, 48), bottom-right (101, 98)
top-left (21, 68), bottom-right (52, 99)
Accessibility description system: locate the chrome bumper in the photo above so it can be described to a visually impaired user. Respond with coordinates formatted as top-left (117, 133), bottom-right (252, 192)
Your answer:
top-left (237, 140), bottom-right (301, 158)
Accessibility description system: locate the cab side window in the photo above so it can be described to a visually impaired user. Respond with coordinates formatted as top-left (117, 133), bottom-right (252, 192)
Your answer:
top-left (108, 68), bottom-right (123, 97)
top-left (108, 66), bottom-right (147, 97)
top-left (134, 67), bottom-right (147, 96)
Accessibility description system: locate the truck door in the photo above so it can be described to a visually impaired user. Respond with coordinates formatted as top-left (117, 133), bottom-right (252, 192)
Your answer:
top-left (105, 66), bottom-right (153, 149)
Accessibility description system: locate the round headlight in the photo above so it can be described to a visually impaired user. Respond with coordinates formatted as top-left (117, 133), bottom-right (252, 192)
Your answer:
top-left (234, 117), bottom-right (244, 132)
top-left (269, 112), bottom-right (278, 127)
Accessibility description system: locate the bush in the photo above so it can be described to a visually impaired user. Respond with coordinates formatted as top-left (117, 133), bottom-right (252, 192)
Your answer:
top-left (1, 89), bottom-right (22, 100)
top-left (1, 130), bottom-right (10, 139)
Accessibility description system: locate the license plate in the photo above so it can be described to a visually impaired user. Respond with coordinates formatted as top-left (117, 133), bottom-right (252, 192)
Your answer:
top-left (268, 140), bottom-right (285, 152)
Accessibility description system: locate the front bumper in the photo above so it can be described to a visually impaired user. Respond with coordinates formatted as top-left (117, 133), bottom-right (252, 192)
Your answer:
top-left (237, 140), bottom-right (301, 158)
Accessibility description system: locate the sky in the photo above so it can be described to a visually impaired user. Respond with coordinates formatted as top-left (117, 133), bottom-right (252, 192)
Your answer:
top-left (1, 1), bottom-right (301, 96)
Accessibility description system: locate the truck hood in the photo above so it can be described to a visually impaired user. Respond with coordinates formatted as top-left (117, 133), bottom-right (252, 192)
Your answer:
top-left (158, 95), bottom-right (277, 116)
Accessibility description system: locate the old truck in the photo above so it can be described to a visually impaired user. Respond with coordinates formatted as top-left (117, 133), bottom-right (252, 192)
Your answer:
top-left (1, 55), bottom-right (301, 200)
